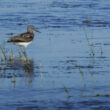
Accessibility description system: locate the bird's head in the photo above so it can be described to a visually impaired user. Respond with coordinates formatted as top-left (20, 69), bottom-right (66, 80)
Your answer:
top-left (27, 25), bottom-right (41, 33)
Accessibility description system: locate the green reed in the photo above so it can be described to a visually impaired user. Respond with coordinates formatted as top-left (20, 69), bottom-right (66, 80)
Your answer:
top-left (100, 43), bottom-right (103, 57)
top-left (0, 42), bottom-right (8, 63)
top-left (83, 28), bottom-right (95, 57)
top-left (40, 63), bottom-right (44, 87)
top-left (0, 42), bottom-right (15, 63)
top-left (40, 63), bottom-right (43, 80)
top-left (90, 45), bottom-right (95, 57)
top-left (0, 54), bottom-right (3, 64)
top-left (79, 68), bottom-right (86, 87)
top-left (84, 16), bottom-right (91, 24)
top-left (10, 48), bottom-right (14, 62)
top-left (62, 84), bottom-right (71, 97)
top-left (11, 72), bottom-right (16, 88)
top-left (19, 47), bottom-right (22, 58)
top-left (89, 71), bottom-right (96, 87)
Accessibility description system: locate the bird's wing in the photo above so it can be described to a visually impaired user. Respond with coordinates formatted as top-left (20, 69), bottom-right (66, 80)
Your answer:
top-left (7, 32), bottom-right (34, 42)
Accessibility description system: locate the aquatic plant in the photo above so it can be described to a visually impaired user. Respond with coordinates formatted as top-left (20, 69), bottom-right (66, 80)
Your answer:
top-left (89, 71), bottom-right (96, 87)
top-left (79, 68), bottom-right (86, 87)
top-left (83, 28), bottom-right (95, 57)
top-left (90, 45), bottom-right (95, 57)
top-left (40, 63), bottom-right (43, 80)
top-left (100, 43), bottom-right (104, 57)
top-left (0, 55), bottom-right (3, 64)
top-left (62, 84), bottom-right (71, 97)
top-left (19, 47), bottom-right (22, 58)
top-left (0, 41), bottom-right (32, 70)
top-left (11, 72), bottom-right (16, 88)
top-left (10, 48), bottom-right (14, 62)
top-left (83, 16), bottom-right (91, 24)
top-left (0, 42), bottom-right (8, 63)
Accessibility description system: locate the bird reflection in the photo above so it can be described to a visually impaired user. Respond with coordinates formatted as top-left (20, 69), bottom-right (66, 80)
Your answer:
top-left (8, 57), bottom-right (34, 73)
top-left (0, 56), bottom-right (35, 88)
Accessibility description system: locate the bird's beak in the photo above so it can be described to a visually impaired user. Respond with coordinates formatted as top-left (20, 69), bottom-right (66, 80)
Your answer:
top-left (34, 29), bottom-right (41, 33)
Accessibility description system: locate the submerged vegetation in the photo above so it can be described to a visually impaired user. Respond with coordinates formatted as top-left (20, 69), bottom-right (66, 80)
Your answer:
top-left (0, 41), bottom-right (31, 65)
top-left (83, 27), bottom-right (95, 57)
top-left (0, 41), bottom-right (33, 82)
top-left (83, 27), bottom-right (105, 58)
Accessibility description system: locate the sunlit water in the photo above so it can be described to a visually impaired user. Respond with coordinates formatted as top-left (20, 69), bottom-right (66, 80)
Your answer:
top-left (0, 0), bottom-right (110, 110)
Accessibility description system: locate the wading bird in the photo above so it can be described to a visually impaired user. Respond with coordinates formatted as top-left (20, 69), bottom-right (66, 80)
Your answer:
top-left (7, 25), bottom-right (40, 56)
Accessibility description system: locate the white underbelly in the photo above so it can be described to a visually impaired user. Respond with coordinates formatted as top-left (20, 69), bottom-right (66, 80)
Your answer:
top-left (14, 41), bottom-right (32, 47)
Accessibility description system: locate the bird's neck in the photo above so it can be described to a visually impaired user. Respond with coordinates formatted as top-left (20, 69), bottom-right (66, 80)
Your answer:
top-left (28, 31), bottom-right (34, 34)
top-left (27, 29), bottom-right (34, 33)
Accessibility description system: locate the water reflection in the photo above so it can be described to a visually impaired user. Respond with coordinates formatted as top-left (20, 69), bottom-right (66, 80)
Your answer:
top-left (0, 57), bottom-right (35, 87)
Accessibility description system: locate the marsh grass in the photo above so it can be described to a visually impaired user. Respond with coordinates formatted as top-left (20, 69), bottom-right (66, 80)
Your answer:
top-left (83, 27), bottom-right (105, 58)
top-left (100, 43), bottom-right (104, 57)
top-left (89, 71), bottom-right (96, 87)
top-left (90, 44), bottom-right (95, 57)
top-left (39, 63), bottom-right (44, 88)
top-left (83, 16), bottom-right (91, 24)
top-left (0, 42), bottom-right (14, 63)
top-left (11, 72), bottom-right (16, 88)
top-left (62, 84), bottom-right (71, 97)
top-left (0, 41), bottom-right (30, 67)
top-left (0, 43), bottom-right (8, 63)
top-left (0, 42), bottom-right (15, 63)
top-left (0, 55), bottom-right (3, 64)
top-left (10, 48), bottom-right (14, 62)
top-left (40, 63), bottom-right (43, 80)
top-left (19, 47), bottom-right (22, 58)
top-left (12, 72), bottom-right (16, 83)
top-left (83, 28), bottom-right (95, 57)
top-left (79, 68), bottom-right (86, 87)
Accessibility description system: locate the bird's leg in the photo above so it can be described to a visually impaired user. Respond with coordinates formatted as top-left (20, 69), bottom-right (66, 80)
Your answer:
top-left (23, 47), bottom-right (27, 57)
top-left (19, 46), bottom-right (22, 58)
top-left (23, 47), bottom-right (30, 64)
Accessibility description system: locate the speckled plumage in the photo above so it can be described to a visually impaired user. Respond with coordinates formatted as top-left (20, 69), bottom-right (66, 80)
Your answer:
top-left (7, 25), bottom-right (40, 47)
top-left (7, 32), bottom-right (34, 43)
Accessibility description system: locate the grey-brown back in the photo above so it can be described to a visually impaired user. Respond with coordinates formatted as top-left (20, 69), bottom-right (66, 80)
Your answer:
top-left (7, 32), bottom-right (34, 43)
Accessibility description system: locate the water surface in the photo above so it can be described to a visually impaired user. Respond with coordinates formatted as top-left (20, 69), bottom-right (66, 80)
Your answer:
top-left (0, 0), bottom-right (110, 110)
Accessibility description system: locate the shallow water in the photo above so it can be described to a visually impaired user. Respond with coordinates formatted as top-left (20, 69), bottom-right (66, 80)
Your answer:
top-left (0, 0), bottom-right (110, 110)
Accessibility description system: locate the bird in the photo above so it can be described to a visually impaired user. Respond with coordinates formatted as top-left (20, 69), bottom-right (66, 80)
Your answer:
top-left (7, 25), bottom-right (40, 48)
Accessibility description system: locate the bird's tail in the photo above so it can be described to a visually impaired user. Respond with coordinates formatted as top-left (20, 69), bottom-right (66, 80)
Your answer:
top-left (7, 39), bottom-right (12, 42)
